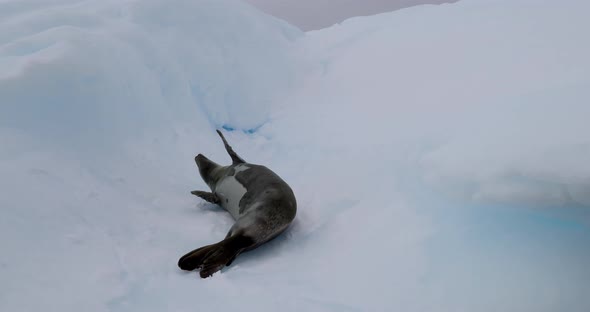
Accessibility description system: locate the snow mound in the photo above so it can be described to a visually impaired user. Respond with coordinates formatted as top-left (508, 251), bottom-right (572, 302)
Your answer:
top-left (1, 0), bottom-right (589, 311)
top-left (283, 0), bottom-right (590, 207)
top-left (0, 0), bottom-right (302, 144)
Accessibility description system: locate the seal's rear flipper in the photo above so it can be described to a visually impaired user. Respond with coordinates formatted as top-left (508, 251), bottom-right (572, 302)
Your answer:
top-left (178, 234), bottom-right (255, 278)
top-left (191, 190), bottom-right (220, 204)
top-left (216, 129), bottom-right (245, 164)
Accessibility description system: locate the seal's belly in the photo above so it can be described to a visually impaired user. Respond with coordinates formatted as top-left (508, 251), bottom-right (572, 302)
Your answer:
top-left (214, 175), bottom-right (247, 219)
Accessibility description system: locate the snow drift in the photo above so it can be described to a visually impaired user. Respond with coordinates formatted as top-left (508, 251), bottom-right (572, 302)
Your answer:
top-left (1, 0), bottom-right (589, 311)
top-left (286, 0), bottom-right (590, 208)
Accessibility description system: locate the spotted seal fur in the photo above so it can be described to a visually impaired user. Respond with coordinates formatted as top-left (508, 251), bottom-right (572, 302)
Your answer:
top-left (178, 130), bottom-right (297, 278)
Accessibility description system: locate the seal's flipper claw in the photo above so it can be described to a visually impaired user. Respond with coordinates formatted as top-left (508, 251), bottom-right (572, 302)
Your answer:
top-left (191, 190), bottom-right (220, 204)
top-left (178, 234), bottom-right (255, 277)
top-left (226, 254), bottom-right (238, 266)
top-left (198, 246), bottom-right (240, 278)
top-left (216, 129), bottom-right (245, 164)
top-left (178, 244), bottom-right (216, 271)
top-left (178, 245), bottom-right (207, 267)
top-left (200, 263), bottom-right (225, 278)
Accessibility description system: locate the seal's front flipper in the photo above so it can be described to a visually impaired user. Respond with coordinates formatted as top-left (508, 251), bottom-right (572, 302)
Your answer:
top-left (191, 190), bottom-right (220, 204)
top-left (216, 129), bottom-right (245, 164)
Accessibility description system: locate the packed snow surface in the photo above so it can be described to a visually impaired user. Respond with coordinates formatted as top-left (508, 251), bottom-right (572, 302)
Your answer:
top-left (1, 0), bottom-right (589, 311)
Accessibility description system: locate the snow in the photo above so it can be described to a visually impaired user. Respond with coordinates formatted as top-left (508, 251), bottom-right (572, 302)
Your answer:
top-left (243, 0), bottom-right (457, 31)
top-left (1, 0), bottom-right (589, 311)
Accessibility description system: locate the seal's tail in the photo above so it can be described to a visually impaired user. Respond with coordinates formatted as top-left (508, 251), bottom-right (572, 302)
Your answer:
top-left (216, 129), bottom-right (245, 164)
top-left (178, 234), bottom-right (254, 278)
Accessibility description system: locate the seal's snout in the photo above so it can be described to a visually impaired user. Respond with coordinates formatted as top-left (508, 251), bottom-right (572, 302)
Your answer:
top-left (194, 154), bottom-right (220, 186)
top-left (195, 154), bottom-right (206, 164)
top-left (195, 154), bottom-right (214, 170)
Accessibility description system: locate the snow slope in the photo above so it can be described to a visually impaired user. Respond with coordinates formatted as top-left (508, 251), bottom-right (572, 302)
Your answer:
top-left (244, 0), bottom-right (458, 31)
top-left (1, 0), bottom-right (589, 311)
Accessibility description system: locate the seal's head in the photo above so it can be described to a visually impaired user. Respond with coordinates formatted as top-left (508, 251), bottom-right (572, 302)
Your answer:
top-left (195, 154), bottom-right (221, 189)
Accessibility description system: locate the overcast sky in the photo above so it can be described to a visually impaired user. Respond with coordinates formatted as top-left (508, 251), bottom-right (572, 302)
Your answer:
top-left (244, 0), bottom-right (457, 31)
